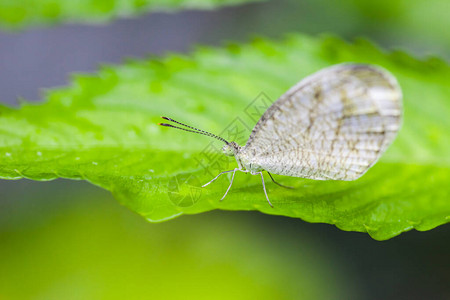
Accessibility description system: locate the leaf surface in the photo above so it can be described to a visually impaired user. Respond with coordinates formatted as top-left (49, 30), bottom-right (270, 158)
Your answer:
top-left (1, 34), bottom-right (449, 240)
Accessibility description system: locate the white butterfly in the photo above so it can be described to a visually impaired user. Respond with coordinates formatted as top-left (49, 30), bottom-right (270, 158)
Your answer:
top-left (160, 63), bottom-right (402, 207)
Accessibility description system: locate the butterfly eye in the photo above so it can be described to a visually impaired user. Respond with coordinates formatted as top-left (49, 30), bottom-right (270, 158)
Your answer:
top-left (222, 144), bottom-right (235, 156)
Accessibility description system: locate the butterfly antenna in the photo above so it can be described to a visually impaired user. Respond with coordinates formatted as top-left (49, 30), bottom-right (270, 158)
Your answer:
top-left (159, 116), bottom-right (229, 144)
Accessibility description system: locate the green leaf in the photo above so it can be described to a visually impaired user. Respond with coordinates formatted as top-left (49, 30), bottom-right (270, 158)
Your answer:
top-left (1, 34), bottom-right (449, 240)
top-left (0, 0), bottom-right (262, 29)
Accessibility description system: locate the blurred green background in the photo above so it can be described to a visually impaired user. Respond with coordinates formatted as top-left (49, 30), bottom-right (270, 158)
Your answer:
top-left (0, 0), bottom-right (449, 299)
top-left (0, 180), bottom-right (359, 299)
top-left (1, 179), bottom-right (448, 299)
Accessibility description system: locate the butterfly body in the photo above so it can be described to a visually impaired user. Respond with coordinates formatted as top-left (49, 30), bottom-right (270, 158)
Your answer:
top-left (222, 142), bottom-right (264, 174)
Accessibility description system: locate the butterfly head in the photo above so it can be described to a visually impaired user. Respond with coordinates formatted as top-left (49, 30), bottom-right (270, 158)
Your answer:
top-left (222, 141), bottom-right (241, 157)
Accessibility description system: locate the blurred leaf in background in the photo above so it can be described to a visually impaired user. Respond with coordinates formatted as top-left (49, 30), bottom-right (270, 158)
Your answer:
top-left (1, 0), bottom-right (449, 61)
top-left (0, 0), bottom-right (263, 29)
top-left (0, 34), bottom-right (449, 240)
top-left (227, 0), bottom-right (450, 59)
top-left (343, 0), bottom-right (450, 55)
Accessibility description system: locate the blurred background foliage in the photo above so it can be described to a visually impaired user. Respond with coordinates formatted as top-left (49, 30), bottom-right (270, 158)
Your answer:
top-left (0, 0), bottom-right (449, 299)
top-left (264, 0), bottom-right (450, 57)
top-left (0, 0), bottom-right (448, 58)
top-left (1, 180), bottom-right (448, 299)
top-left (0, 0), bottom-right (262, 28)
top-left (0, 181), bottom-right (358, 299)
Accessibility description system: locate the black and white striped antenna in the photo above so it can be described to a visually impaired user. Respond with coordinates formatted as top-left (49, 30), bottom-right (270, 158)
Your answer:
top-left (158, 116), bottom-right (230, 145)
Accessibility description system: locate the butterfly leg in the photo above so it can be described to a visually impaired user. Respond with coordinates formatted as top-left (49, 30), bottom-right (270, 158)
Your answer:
top-left (202, 169), bottom-right (236, 187)
top-left (220, 168), bottom-right (238, 201)
top-left (267, 172), bottom-right (294, 189)
top-left (258, 172), bottom-right (274, 208)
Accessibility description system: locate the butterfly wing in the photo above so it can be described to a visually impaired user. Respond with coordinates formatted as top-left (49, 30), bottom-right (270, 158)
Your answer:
top-left (239, 64), bottom-right (402, 180)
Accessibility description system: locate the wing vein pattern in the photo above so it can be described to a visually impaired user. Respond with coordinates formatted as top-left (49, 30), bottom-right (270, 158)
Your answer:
top-left (240, 64), bottom-right (402, 180)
